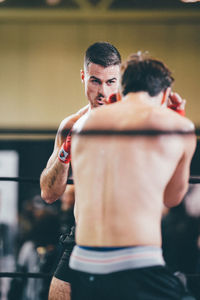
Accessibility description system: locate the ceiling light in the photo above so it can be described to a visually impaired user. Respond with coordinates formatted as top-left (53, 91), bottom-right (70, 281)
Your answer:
top-left (46, 0), bottom-right (61, 6)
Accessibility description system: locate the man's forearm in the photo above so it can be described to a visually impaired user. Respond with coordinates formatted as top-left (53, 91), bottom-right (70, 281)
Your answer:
top-left (40, 159), bottom-right (70, 203)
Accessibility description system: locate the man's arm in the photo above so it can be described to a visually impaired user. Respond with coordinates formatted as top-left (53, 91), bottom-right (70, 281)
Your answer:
top-left (40, 105), bottom-right (89, 204)
top-left (164, 132), bottom-right (196, 208)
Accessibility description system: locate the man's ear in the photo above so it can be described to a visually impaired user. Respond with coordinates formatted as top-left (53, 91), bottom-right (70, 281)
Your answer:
top-left (80, 70), bottom-right (84, 82)
top-left (161, 87), bottom-right (171, 105)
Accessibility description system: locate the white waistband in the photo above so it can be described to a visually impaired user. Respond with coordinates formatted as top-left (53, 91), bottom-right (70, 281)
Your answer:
top-left (69, 245), bottom-right (165, 274)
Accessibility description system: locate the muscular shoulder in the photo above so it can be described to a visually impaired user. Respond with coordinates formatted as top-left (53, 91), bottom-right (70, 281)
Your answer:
top-left (149, 106), bottom-right (195, 132)
top-left (81, 103), bottom-right (122, 130)
top-left (79, 102), bottom-right (195, 134)
top-left (58, 105), bottom-right (90, 135)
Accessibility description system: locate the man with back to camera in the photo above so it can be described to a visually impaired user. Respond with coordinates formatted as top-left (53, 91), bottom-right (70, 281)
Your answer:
top-left (69, 52), bottom-right (197, 300)
top-left (40, 41), bottom-right (122, 300)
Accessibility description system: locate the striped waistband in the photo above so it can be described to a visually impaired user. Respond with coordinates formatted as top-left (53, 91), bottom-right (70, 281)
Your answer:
top-left (69, 245), bottom-right (165, 274)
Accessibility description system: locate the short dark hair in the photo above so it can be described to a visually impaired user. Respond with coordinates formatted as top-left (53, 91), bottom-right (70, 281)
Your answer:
top-left (84, 42), bottom-right (121, 69)
top-left (121, 52), bottom-right (174, 97)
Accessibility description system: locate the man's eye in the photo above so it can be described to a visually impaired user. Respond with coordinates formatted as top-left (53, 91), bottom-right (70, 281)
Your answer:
top-left (91, 79), bottom-right (100, 84)
top-left (107, 80), bottom-right (116, 85)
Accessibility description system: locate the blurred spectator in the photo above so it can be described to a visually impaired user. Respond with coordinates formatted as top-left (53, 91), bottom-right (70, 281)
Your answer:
top-left (162, 201), bottom-right (199, 274)
top-left (162, 184), bottom-right (200, 299)
top-left (8, 197), bottom-right (60, 300)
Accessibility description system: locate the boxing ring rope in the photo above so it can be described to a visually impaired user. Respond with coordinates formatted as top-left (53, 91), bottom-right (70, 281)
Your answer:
top-left (72, 128), bottom-right (200, 136)
top-left (0, 128), bottom-right (57, 135)
top-left (0, 177), bottom-right (74, 185)
top-left (0, 127), bottom-right (200, 283)
top-left (0, 272), bottom-right (52, 278)
top-left (0, 176), bottom-right (199, 184)
top-left (0, 127), bottom-right (199, 136)
top-left (0, 271), bottom-right (199, 279)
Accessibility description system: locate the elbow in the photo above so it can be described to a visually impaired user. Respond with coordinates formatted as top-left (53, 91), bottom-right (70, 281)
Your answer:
top-left (177, 183), bottom-right (190, 205)
top-left (164, 198), bottom-right (182, 209)
top-left (40, 176), bottom-right (61, 204)
top-left (164, 183), bottom-right (189, 208)
top-left (41, 189), bottom-right (59, 204)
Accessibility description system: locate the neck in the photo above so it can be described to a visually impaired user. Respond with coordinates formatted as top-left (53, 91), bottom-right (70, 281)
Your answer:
top-left (123, 92), bottom-right (163, 106)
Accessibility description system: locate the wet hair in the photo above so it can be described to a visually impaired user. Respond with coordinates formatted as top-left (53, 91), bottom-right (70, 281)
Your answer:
top-left (84, 42), bottom-right (121, 69)
top-left (121, 52), bottom-right (174, 97)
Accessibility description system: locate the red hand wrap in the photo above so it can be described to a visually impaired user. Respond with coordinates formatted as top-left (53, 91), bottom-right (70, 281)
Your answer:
top-left (58, 130), bottom-right (72, 164)
top-left (168, 104), bottom-right (185, 117)
top-left (108, 93), bottom-right (117, 103)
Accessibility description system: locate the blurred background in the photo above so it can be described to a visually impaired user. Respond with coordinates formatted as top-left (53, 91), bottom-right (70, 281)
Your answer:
top-left (0, 1), bottom-right (200, 299)
top-left (0, 0), bottom-right (200, 127)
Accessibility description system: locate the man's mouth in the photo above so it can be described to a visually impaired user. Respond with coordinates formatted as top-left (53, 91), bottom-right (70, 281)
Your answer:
top-left (97, 99), bottom-right (105, 105)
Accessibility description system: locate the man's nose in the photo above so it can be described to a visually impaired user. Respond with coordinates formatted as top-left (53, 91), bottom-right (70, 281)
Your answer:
top-left (98, 84), bottom-right (107, 97)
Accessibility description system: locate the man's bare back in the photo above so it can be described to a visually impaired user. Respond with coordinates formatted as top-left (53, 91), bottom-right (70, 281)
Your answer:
top-left (72, 93), bottom-right (195, 247)
top-left (69, 53), bottom-right (197, 300)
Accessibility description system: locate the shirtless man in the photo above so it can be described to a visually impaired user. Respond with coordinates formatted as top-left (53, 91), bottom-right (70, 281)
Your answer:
top-left (40, 41), bottom-right (121, 300)
top-left (69, 53), bottom-right (197, 299)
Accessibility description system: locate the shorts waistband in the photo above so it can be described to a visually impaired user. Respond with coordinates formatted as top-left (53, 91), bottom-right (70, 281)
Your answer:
top-left (79, 246), bottom-right (128, 251)
top-left (69, 245), bottom-right (165, 274)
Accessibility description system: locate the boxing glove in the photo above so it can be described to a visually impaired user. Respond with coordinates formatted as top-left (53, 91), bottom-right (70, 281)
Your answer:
top-left (108, 93), bottom-right (118, 103)
top-left (168, 104), bottom-right (185, 117)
